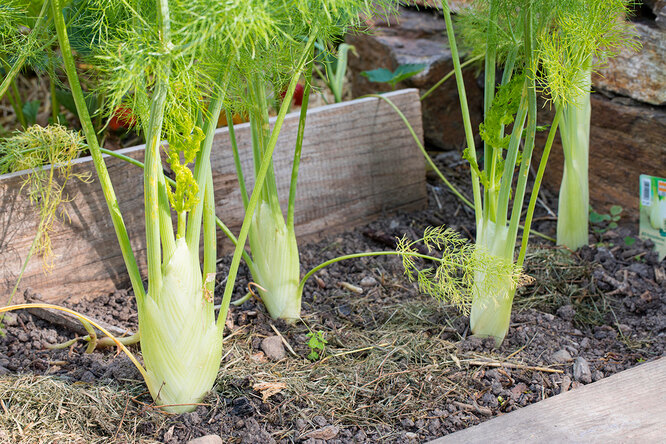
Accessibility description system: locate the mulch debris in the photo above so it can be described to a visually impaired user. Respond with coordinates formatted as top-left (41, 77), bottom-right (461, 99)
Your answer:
top-left (1, 151), bottom-right (664, 443)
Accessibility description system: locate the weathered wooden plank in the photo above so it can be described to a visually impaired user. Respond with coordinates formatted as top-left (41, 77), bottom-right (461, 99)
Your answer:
top-left (0, 89), bottom-right (425, 305)
top-left (430, 357), bottom-right (666, 443)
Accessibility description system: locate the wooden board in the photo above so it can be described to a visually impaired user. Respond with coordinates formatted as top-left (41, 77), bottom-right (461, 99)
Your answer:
top-left (429, 357), bottom-right (666, 443)
top-left (0, 89), bottom-right (425, 305)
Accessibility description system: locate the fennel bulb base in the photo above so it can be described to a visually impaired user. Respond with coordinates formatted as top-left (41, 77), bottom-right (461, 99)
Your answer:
top-left (249, 201), bottom-right (301, 322)
top-left (469, 290), bottom-right (514, 347)
top-left (471, 221), bottom-right (515, 346)
top-left (139, 239), bottom-right (223, 413)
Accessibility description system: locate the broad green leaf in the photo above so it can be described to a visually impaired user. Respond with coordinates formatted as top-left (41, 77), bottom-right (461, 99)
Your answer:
top-left (361, 63), bottom-right (427, 88)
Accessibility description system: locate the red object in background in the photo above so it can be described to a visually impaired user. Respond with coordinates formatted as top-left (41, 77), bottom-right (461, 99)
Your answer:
top-left (292, 83), bottom-right (304, 106)
top-left (280, 83), bottom-right (305, 107)
top-left (108, 106), bottom-right (136, 131)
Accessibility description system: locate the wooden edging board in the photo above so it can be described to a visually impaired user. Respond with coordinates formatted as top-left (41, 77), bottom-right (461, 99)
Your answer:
top-left (0, 89), bottom-right (425, 305)
top-left (429, 357), bottom-right (666, 443)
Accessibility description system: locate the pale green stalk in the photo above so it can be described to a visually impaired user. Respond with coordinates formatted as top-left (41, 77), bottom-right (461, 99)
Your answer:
top-left (287, 59), bottom-right (314, 229)
top-left (441, 1), bottom-right (482, 226)
top-left (440, 0), bottom-right (552, 345)
top-left (97, 145), bottom-right (256, 276)
top-left (51, 0), bottom-right (145, 303)
top-left (556, 64), bottom-right (591, 250)
top-left (541, 0), bottom-right (638, 250)
top-left (482, 1), bottom-right (498, 222)
top-left (218, 32), bottom-right (317, 328)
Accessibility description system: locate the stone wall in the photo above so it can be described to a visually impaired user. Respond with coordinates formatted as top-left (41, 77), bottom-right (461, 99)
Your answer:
top-left (347, 2), bottom-right (666, 219)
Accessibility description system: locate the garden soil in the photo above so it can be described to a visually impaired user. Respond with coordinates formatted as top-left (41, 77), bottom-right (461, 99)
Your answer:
top-left (1, 152), bottom-right (664, 443)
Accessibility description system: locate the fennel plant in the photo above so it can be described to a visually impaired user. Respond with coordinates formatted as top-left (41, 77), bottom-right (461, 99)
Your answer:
top-left (537, 0), bottom-right (638, 250)
top-left (439, 0), bottom-right (568, 345)
top-left (225, 0), bottom-right (396, 323)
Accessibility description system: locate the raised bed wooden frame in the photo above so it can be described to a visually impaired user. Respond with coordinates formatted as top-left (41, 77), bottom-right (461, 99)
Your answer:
top-left (0, 89), bottom-right (425, 305)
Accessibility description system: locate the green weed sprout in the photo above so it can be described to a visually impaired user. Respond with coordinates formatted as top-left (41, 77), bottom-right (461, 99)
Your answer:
top-left (314, 41), bottom-right (357, 103)
top-left (0, 1), bottom-right (56, 119)
top-left (538, 0), bottom-right (639, 250)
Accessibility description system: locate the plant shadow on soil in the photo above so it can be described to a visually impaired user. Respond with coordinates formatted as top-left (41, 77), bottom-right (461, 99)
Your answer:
top-left (0, 151), bottom-right (664, 443)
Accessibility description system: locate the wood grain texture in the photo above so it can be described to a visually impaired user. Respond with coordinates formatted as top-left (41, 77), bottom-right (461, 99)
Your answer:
top-left (429, 357), bottom-right (666, 443)
top-left (0, 89), bottom-right (425, 305)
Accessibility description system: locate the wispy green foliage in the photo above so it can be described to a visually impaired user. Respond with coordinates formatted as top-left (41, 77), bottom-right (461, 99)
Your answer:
top-left (165, 112), bottom-right (204, 216)
top-left (456, 0), bottom-right (560, 65)
top-left (479, 73), bottom-right (524, 151)
top-left (0, 125), bottom-right (88, 266)
top-left (538, 0), bottom-right (639, 105)
top-left (397, 226), bottom-right (525, 314)
top-left (0, 0), bottom-right (55, 74)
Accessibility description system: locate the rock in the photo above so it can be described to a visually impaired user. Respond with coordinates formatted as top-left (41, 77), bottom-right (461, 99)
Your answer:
top-left (360, 276), bottom-right (378, 287)
top-left (594, 22), bottom-right (666, 105)
top-left (556, 305), bottom-right (576, 321)
top-left (560, 375), bottom-right (572, 393)
top-left (628, 262), bottom-right (651, 279)
top-left (535, 94), bottom-right (666, 222)
top-left (654, 2), bottom-right (666, 29)
top-left (573, 357), bottom-right (592, 384)
top-left (405, 0), bottom-right (473, 11)
top-left (405, 432), bottom-right (419, 440)
top-left (592, 370), bottom-right (605, 382)
top-left (41, 329), bottom-right (58, 344)
top-left (551, 349), bottom-right (573, 363)
top-left (0, 366), bottom-right (8, 376)
top-left (260, 336), bottom-right (285, 361)
top-left (346, 6), bottom-right (483, 150)
top-left (510, 382), bottom-right (527, 400)
top-left (306, 425), bottom-right (339, 440)
top-left (2, 312), bottom-right (17, 327)
top-left (186, 435), bottom-right (223, 444)
top-left (313, 415), bottom-right (328, 427)
top-left (295, 418), bottom-right (307, 430)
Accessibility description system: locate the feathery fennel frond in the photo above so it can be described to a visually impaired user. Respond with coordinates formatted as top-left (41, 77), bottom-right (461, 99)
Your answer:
top-left (0, 125), bottom-right (89, 267)
top-left (397, 227), bottom-right (527, 314)
top-left (538, 0), bottom-right (639, 106)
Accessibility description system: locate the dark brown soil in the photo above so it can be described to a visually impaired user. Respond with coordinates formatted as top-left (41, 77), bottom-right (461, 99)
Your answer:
top-left (1, 151), bottom-right (664, 443)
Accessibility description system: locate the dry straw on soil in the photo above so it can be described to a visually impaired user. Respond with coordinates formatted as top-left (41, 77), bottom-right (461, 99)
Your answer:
top-left (0, 374), bottom-right (165, 443)
top-left (0, 248), bottom-right (601, 442)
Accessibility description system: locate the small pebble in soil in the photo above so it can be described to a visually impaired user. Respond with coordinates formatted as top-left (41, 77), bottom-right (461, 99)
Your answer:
top-left (186, 435), bottom-right (223, 444)
top-left (551, 349), bottom-right (573, 363)
top-left (2, 312), bottom-right (18, 326)
top-left (260, 336), bottom-right (286, 361)
top-left (556, 305), bottom-right (576, 321)
top-left (560, 375), bottom-right (572, 393)
top-left (230, 397), bottom-right (254, 416)
top-left (359, 276), bottom-right (377, 287)
top-left (313, 415), bottom-right (328, 427)
top-left (306, 425), bottom-right (339, 440)
top-left (573, 357), bottom-right (592, 383)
